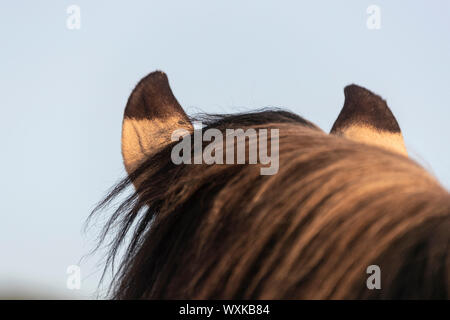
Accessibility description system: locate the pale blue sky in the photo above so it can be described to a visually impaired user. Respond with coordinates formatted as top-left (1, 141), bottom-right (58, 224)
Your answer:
top-left (0, 1), bottom-right (449, 298)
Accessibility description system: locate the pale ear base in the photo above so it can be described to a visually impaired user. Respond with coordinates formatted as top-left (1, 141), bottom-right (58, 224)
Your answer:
top-left (121, 71), bottom-right (193, 176)
top-left (331, 84), bottom-right (408, 156)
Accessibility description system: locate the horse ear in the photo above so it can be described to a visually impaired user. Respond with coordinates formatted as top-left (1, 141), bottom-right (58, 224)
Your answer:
top-left (121, 71), bottom-right (193, 175)
top-left (330, 84), bottom-right (408, 156)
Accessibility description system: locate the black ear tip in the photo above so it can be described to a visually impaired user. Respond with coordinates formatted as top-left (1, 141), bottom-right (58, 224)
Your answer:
top-left (344, 84), bottom-right (379, 101)
top-left (344, 83), bottom-right (363, 93)
top-left (124, 70), bottom-right (183, 120)
top-left (334, 84), bottom-right (401, 133)
top-left (138, 70), bottom-right (170, 88)
top-left (343, 84), bottom-right (390, 111)
top-left (148, 70), bottom-right (168, 80)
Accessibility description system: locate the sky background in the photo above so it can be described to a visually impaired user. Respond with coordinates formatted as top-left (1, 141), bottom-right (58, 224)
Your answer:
top-left (0, 0), bottom-right (449, 298)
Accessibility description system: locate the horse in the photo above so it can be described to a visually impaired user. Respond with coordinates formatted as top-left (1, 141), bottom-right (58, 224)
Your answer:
top-left (92, 71), bottom-right (450, 299)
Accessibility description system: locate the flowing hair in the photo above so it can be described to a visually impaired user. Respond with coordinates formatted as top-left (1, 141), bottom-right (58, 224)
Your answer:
top-left (90, 110), bottom-right (450, 299)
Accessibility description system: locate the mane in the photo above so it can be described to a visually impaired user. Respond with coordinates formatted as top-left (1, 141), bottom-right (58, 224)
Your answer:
top-left (90, 109), bottom-right (450, 299)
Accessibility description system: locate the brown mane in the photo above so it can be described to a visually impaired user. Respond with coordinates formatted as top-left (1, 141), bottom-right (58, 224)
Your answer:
top-left (91, 110), bottom-right (450, 299)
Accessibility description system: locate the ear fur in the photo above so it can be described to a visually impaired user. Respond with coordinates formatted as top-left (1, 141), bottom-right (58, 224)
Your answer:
top-left (122, 71), bottom-right (193, 175)
top-left (330, 84), bottom-right (408, 156)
